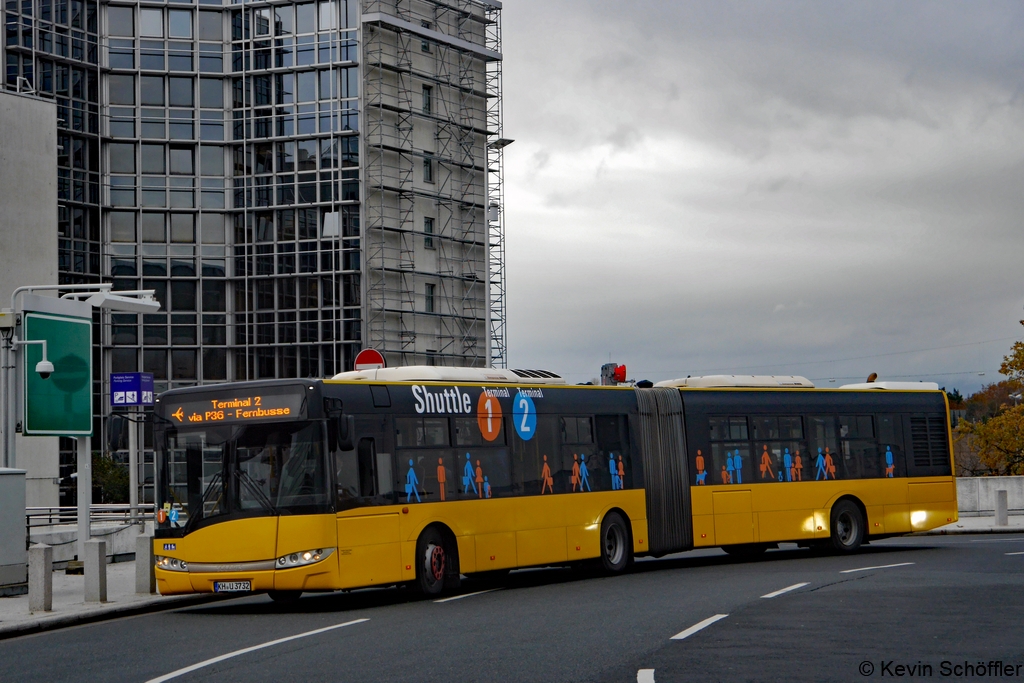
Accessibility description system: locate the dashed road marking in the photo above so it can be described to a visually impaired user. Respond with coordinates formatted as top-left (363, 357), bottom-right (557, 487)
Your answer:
top-left (761, 582), bottom-right (810, 599)
top-left (144, 618), bottom-right (369, 683)
top-left (434, 588), bottom-right (502, 603)
top-left (670, 614), bottom-right (729, 641)
top-left (637, 668), bottom-right (656, 683)
top-left (840, 562), bottom-right (914, 574)
top-left (1005, 551), bottom-right (1024, 556)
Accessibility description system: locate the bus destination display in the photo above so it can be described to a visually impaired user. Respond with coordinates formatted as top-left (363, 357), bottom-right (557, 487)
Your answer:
top-left (167, 393), bottom-right (305, 425)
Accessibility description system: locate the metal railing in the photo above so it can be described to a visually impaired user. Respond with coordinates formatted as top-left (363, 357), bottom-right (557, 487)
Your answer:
top-left (26, 504), bottom-right (155, 548)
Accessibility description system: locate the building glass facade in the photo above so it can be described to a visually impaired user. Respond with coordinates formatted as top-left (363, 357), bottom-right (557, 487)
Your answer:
top-left (3, 0), bottom-right (503, 505)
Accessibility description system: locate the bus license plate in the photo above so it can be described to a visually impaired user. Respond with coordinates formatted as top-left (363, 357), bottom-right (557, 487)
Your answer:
top-left (214, 581), bottom-right (251, 593)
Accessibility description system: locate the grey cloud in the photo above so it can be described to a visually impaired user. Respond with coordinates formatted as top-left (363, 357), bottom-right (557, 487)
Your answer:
top-left (499, 1), bottom-right (1024, 395)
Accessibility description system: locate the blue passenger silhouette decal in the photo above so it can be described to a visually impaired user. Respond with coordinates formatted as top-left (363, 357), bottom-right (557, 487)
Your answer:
top-left (783, 448), bottom-right (793, 483)
top-left (578, 454), bottom-right (592, 491)
top-left (733, 450), bottom-right (743, 484)
top-left (462, 453), bottom-right (477, 495)
top-left (484, 476), bottom-right (492, 499)
top-left (815, 448), bottom-right (826, 480)
top-left (726, 453), bottom-right (735, 484)
top-left (885, 446), bottom-right (895, 477)
top-left (405, 459), bottom-right (421, 503)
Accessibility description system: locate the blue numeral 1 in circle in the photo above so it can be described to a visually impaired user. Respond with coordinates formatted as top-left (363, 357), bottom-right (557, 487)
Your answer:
top-left (513, 392), bottom-right (537, 441)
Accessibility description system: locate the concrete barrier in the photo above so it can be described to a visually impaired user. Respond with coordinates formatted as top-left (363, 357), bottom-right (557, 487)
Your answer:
top-left (84, 539), bottom-right (106, 603)
top-left (135, 534), bottom-right (155, 594)
top-left (29, 521), bottom-right (152, 566)
top-left (28, 544), bottom-right (52, 612)
top-left (996, 490), bottom-right (1009, 526)
top-left (957, 476), bottom-right (1024, 517)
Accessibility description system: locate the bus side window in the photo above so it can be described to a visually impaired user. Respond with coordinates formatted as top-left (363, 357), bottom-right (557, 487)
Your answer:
top-left (807, 416), bottom-right (839, 480)
top-left (839, 415), bottom-right (875, 479)
top-left (877, 415), bottom-right (904, 478)
top-left (595, 415), bottom-right (631, 490)
top-left (357, 438), bottom-right (377, 497)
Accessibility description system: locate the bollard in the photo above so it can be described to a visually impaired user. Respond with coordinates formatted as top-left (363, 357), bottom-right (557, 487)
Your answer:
top-left (84, 539), bottom-right (107, 603)
top-left (136, 534), bottom-right (156, 594)
top-left (28, 544), bottom-right (53, 612)
top-left (996, 489), bottom-right (1009, 526)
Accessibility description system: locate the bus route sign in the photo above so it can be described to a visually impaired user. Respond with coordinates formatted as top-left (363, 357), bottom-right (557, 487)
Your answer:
top-left (166, 392), bottom-right (306, 426)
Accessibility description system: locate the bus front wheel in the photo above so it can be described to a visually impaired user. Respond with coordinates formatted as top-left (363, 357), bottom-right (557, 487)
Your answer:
top-left (600, 512), bottom-right (632, 573)
top-left (829, 500), bottom-right (865, 553)
top-left (415, 527), bottom-right (459, 595)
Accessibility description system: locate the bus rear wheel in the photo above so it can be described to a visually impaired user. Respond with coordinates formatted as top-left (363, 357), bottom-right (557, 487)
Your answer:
top-left (415, 527), bottom-right (459, 596)
top-left (600, 512), bottom-right (631, 574)
top-left (829, 500), bottom-right (865, 553)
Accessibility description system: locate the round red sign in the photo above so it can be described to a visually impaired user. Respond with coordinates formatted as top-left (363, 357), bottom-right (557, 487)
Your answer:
top-left (354, 348), bottom-right (386, 371)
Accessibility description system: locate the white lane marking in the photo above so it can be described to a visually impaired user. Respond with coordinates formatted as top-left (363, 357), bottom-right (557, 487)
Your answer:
top-left (144, 618), bottom-right (368, 683)
top-left (637, 669), bottom-right (656, 683)
top-left (968, 537), bottom-right (1024, 543)
top-left (1005, 551), bottom-right (1024, 556)
top-left (761, 582), bottom-right (810, 599)
top-left (433, 588), bottom-right (502, 603)
top-left (670, 614), bottom-right (729, 640)
top-left (840, 562), bottom-right (914, 574)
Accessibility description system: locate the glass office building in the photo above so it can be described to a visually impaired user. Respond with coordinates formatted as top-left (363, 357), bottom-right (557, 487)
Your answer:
top-left (3, 0), bottom-right (506, 502)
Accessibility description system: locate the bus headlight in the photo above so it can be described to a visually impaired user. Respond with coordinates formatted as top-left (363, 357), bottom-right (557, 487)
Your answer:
top-left (155, 555), bottom-right (189, 572)
top-left (276, 548), bottom-right (334, 569)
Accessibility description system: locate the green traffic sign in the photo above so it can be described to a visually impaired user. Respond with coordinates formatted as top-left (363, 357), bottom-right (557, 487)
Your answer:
top-left (23, 311), bottom-right (92, 436)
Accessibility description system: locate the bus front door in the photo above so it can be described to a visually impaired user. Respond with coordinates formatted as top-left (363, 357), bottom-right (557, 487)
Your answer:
top-left (336, 435), bottom-right (403, 588)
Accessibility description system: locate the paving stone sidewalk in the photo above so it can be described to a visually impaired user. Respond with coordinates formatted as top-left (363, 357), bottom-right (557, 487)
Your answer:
top-left (0, 560), bottom-right (221, 639)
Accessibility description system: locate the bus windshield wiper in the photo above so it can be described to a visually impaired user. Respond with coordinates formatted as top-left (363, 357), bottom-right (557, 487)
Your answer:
top-left (235, 470), bottom-right (277, 514)
top-left (183, 471), bottom-right (223, 533)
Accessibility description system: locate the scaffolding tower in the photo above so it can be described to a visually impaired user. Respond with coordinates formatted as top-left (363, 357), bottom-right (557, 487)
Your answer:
top-left (362, 0), bottom-right (503, 368)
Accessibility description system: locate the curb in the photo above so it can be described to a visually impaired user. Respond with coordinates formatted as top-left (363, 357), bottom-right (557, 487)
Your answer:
top-left (918, 527), bottom-right (1024, 536)
top-left (0, 592), bottom-right (229, 640)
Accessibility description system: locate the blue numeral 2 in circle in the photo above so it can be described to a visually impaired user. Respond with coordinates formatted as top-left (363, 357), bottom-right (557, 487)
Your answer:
top-left (513, 393), bottom-right (536, 441)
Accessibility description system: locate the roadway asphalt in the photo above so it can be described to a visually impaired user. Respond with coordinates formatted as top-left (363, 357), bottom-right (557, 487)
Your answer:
top-left (2, 534), bottom-right (1023, 682)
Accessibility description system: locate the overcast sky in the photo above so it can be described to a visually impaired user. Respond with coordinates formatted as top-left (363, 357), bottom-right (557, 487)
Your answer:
top-left (498, 1), bottom-right (1024, 393)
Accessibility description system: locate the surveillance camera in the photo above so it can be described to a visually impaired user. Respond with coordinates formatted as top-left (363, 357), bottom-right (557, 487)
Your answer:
top-left (35, 359), bottom-right (54, 379)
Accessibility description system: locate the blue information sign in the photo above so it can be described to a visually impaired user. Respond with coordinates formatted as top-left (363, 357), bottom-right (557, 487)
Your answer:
top-left (110, 372), bottom-right (155, 407)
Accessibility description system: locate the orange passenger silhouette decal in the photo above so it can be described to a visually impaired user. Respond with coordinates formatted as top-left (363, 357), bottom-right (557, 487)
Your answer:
top-left (695, 450), bottom-right (706, 485)
top-left (793, 451), bottom-right (803, 481)
top-left (571, 453), bottom-right (581, 491)
top-left (824, 448), bottom-right (836, 479)
top-left (759, 445), bottom-right (774, 480)
top-left (541, 454), bottom-right (553, 494)
top-left (437, 458), bottom-right (447, 501)
top-left (475, 460), bottom-right (484, 498)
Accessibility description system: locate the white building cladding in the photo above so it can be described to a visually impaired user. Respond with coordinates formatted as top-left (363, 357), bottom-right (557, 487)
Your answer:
top-left (2, 0), bottom-right (506, 503)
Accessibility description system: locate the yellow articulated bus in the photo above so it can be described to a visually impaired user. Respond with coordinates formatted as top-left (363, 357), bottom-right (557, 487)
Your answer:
top-left (152, 368), bottom-right (956, 599)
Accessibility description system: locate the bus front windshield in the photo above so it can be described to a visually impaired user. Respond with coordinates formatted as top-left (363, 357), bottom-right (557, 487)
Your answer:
top-left (156, 421), bottom-right (330, 535)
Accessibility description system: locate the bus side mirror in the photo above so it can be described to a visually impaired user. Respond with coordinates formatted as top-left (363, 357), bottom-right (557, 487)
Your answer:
top-left (337, 415), bottom-right (355, 451)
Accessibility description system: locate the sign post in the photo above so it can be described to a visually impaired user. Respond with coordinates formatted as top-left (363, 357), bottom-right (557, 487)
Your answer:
top-left (110, 373), bottom-right (153, 522)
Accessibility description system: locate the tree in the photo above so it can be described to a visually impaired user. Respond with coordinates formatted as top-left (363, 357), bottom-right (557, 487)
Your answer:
top-left (956, 405), bottom-right (1024, 475)
top-left (953, 320), bottom-right (1024, 474)
top-left (945, 388), bottom-right (964, 408)
top-left (999, 320), bottom-right (1024, 383)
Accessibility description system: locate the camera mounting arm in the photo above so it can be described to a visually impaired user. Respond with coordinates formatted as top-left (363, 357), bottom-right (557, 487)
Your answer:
top-left (12, 338), bottom-right (54, 378)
